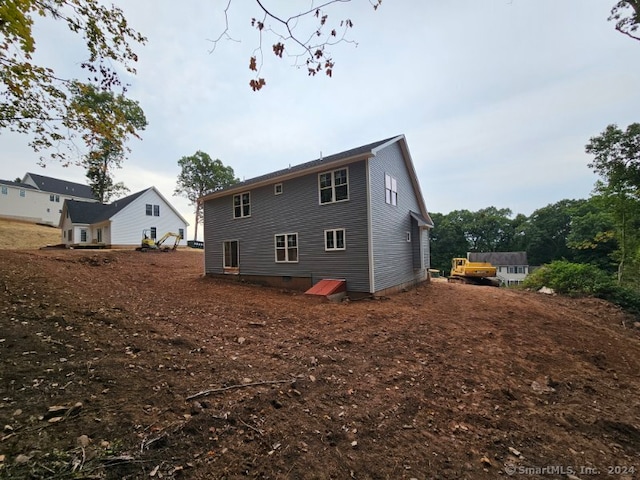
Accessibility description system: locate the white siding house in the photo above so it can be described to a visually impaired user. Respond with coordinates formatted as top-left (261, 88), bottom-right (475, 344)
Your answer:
top-left (60, 187), bottom-right (188, 247)
top-left (0, 173), bottom-right (96, 226)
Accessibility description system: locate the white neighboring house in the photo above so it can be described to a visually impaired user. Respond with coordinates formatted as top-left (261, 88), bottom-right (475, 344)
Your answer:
top-left (60, 186), bottom-right (189, 248)
top-left (0, 173), bottom-right (97, 226)
top-left (468, 251), bottom-right (530, 286)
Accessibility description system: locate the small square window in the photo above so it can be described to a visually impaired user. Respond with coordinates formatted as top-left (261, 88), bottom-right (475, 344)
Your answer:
top-left (325, 229), bottom-right (346, 251)
top-left (274, 183), bottom-right (283, 195)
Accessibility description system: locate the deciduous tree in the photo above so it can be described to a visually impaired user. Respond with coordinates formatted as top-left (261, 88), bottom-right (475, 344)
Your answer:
top-left (586, 123), bottom-right (640, 284)
top-left (174, 152), bottom-right (238, 240)
top-left (0, 0), bottom-right (146, 163)
top-left (70, 83), bottom-right (147, 203)
top-left (609, 1), bottom-right (640, 42)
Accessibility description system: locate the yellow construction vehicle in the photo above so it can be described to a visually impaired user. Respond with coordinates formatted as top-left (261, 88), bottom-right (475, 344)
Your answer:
top-left (448, 257), bottom-right (500, 286)
top-left (136, 229), bottom-right (181, 252)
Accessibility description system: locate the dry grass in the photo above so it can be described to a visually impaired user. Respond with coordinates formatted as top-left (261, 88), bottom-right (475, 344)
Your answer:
top-left (0, 217), bottom-right (61, 249)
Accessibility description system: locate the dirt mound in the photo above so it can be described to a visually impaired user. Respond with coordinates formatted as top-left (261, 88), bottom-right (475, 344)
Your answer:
top-left (1, 249), bottom-right (639, 479)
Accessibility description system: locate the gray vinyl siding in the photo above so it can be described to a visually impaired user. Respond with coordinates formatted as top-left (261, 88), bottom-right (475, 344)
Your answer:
top-left (369, 142), bottom-right (425, 292)
top-left (204, 160), bottom-right (371, 292)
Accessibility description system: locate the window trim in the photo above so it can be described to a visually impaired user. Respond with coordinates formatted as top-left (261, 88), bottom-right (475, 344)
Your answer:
top-left (274, 233), bottom-right (299, 263)
top-left (318, 167), bottom-right (349, 205)
top-left (274, 183), bottom-right (283, 195)
top-left (324, 228), bottom-right (346, 251)
top-left (233, 192), bottom-right (251, 218)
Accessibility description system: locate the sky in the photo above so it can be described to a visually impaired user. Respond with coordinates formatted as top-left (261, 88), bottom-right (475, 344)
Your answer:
top-left (2, 1), bottom-right (639, 239)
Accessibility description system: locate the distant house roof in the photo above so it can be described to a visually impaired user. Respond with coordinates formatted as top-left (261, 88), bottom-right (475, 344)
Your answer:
top-left (25, 172), bottom-right (95, 199)
top-left (0, 179), bottom-right (38, 190)
top-left (201, 136), bottom-right (399, 202)
top-left (468, 251), bottom-right (528, 266)
top-left (64, 189), bottom-right (149, 225)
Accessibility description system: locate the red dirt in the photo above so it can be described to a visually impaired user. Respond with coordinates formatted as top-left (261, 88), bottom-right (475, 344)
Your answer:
top-left (1, 249), bottom-right (639, 479)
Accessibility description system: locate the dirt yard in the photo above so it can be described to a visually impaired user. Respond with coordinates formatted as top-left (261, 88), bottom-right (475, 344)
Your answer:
top-left (1, 248), bottom-right (639, 479)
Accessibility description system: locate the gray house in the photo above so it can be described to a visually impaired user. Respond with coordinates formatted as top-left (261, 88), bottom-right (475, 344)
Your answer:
top-left (201, 135), bottom-right (434, 296)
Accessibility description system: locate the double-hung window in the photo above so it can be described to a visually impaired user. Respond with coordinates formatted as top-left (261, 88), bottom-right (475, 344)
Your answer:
top-left (234, 192), bottom-right (251, 218)
top-left (325, 229), bottom-right (346, 251)
top-left (153, 205), bottom-right (160, 216)
top-left (145, 204), bottom-right (152, 216)
top-left (385, 174), bottom-right (397, 206)
top-left (319, 168), bottom-right (349, 204)
top-left (275, 233), bottom-right (298, 263)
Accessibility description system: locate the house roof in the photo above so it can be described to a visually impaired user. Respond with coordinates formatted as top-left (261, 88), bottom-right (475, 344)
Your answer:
top-left (468, 251), bottom-right (528, 266)
top-left (25, 172), bottom-right (95, 199)
top-left (64, 188), bottom-right (150, 225)
top-left (200, 136), bottom-right (399, 202)
top-left (0, 179), bottom-right (38, 189)
top-left (199, 135), bottom-right (433, 225)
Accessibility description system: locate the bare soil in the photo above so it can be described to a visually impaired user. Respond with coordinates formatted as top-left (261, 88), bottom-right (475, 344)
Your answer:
top-left (1, 249), bottom-right (640, 480)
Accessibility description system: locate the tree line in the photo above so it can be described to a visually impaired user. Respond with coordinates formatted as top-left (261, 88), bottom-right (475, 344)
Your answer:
top-left (431, 123), bottom-right (640, 296)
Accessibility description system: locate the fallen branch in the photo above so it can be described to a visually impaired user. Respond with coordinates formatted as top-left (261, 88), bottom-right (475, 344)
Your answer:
top-left (186, 379), bottom-right (293, 401)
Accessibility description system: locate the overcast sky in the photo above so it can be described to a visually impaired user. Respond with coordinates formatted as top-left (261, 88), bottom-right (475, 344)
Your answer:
top-left (2, 1), bottom-right (639, 238)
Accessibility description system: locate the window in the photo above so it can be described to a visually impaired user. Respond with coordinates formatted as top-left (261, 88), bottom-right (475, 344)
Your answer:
top-left (50, 194), bottom-right (55, 202)
top-left (145, 204), bottom-right (152, 216)
top-left (178, 228), bottom-right (184, 239)
top-left (80, 229), bottom-right (87, 242)
top-left (67, 229), bottom-right (72, 241)
top-left (233, 192), bottom-right (251, 218)
top-left (325, 229), bottom-right (346, 251)
top-left (319, 168), bottom-right (349, 204)
top-left (385, 174), bottom-right (397, 206)
top-left (153, 204), bottom-right (160, 216)
top-left (223, 240), bottom-right (239, 269)
top-left (150, 227), bottom-right (157, 239)
top-left (1, 186), bottom-right (7, 195)
top-left (274, 183), bottom-right (283, 195)
top-left (19, 189), bottom-right (25, 198)
top-left (406, 231), bottom-right (411, 242)
top-left (97, 228), bottom-right (102, 243)
top-left (55, 195), bottom-right (60, 203)
top-left (275, 233), bottom-right (298, 262)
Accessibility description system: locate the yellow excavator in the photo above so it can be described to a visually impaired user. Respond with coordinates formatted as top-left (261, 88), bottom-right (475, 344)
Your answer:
top-left (136, 229), bottom-right (181, 252)
top-left (448, 258), bottom-right (500, 287)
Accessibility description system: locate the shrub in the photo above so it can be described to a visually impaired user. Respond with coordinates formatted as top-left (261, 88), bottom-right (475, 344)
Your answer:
top-left (524, 260), bottom-right (640, 315)
top-left (523, 260), bottom-right (614, 295)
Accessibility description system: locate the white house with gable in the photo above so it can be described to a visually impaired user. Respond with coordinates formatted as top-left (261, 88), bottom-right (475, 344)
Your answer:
top-left (0, 173), bottom-right (97, 226)
top-left (60, 186), bottom-right (189, 248)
